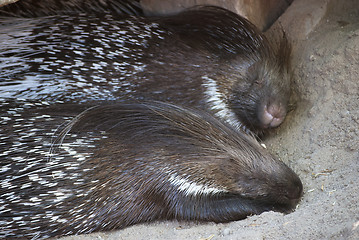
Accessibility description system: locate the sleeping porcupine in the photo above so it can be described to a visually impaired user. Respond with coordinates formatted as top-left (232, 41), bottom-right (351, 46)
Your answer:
top-left (0, 4), bottom-right (292, 133)
top-left (0, 98), bottom-right (302, 239)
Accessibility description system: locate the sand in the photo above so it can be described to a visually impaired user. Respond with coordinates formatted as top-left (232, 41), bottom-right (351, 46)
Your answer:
top-left (55, 0), bottom-right (357, 239)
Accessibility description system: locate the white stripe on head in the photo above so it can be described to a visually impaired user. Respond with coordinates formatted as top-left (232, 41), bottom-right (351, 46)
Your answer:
top-left (201, 75), bottom-right (244, 130)
top-left (168, 173), bottom-right (227, 197)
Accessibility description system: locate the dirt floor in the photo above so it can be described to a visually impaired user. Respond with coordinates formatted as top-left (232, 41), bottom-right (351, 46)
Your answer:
top-left (55, 0), bottom-right (358, 239)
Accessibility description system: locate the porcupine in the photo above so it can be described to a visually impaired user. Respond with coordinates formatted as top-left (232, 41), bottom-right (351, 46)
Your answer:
top-left (0, 98), bottom-right (302, 239)
top-left (0, 4), bottom-right (292, 133)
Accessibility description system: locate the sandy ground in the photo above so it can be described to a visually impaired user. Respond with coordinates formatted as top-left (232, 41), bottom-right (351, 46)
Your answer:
top-left (53, 0), bottom-right (356, 239)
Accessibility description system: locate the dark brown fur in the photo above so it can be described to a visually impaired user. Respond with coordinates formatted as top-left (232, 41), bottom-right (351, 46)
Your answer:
top-left (0, 0), bottom-right (143, 17)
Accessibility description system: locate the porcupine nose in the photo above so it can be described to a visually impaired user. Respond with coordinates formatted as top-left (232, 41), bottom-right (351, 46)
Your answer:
top-left (259, 100), bottom-right (287, 128)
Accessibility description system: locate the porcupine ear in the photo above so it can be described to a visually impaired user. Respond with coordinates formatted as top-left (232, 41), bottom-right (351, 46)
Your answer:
top-left (0, 0), bottom-right (143, 17)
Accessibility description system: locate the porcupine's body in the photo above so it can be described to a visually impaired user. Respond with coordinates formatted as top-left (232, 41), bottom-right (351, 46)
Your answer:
top-left (0, 5), bottom-right (291, 132)
top-left (0, 99), bottom-right (302, 239)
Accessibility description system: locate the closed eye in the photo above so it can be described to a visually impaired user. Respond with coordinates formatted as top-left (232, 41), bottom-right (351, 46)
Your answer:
top-left (254, 79), bottom-right (264, 87)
